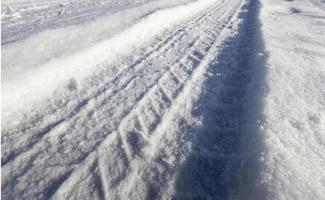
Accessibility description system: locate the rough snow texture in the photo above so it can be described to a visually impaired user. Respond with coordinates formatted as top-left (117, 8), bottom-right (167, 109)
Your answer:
top-left (258, 0), bottom-right (325, 199)
top-left (1, 0), bottom-right (325, 199)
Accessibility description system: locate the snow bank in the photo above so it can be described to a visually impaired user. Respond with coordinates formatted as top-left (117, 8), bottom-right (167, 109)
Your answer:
top-left (2, 0), bottom-right (194, 80)
top-left (259, 0), bottom-right (325, 199)
top-left (1, 0), bottom-right (218, 124)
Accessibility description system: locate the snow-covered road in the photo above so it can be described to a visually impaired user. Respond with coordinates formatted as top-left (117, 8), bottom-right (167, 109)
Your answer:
top-left (2, 0), bottom-right (252, 198)
top-left (1, 0), bottom-right (325, 199)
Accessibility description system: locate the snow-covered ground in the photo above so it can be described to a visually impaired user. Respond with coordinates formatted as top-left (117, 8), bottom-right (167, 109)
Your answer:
top-left (1, 0), bottom-right (325, 199)
top-left (258, 0), bottom-right (325, 199)
top-left (2, 0), bottom-right (190, 44)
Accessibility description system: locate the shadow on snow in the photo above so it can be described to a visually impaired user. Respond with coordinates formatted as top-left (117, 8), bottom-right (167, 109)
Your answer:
top-left (173, 0), bottom-right (268, 199)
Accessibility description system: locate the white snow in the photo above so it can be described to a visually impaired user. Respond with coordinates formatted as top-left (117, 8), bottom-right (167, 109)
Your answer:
top-left (258, 0), bottom-right (325, 199)
top-left (2, 0), bottom-right (218, 124)
top-left (1, 0), bottom-right (325, 199)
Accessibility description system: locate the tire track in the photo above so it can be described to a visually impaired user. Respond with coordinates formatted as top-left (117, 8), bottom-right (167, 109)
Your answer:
top-left (116, 1), bottom-right (247, 198)
top-left (2, 1), bottom-right (241, 199)
top-left (51, 0), bottom-right (245, 199)
top-left (172, 0), bottom-right (264, 198)
top-left (1, 0), bottom-right (226, 167)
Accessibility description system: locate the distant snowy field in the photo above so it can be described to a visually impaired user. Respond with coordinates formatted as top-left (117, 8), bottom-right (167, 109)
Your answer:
top-left (1, 0), bottom-right (176, 43)
top-left (1, 0), bottom-right (325, 199)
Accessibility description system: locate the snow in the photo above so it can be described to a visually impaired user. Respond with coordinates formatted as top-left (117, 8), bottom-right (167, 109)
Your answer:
top-left (258, 0), bottom-right (325, 199)
top-left (1, 0), bottom-right (325, 199)
top-left (1, 0), bottom-right (160, 44)
top-left (2, 0), bottom-right (216, 125)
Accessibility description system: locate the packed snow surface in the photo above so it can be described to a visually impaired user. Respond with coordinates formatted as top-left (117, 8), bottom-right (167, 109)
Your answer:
top-left (1, 0), bottom-right (325, 199)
